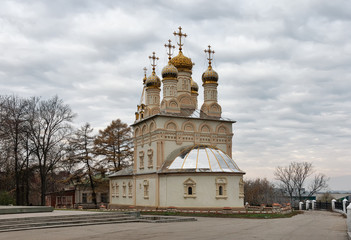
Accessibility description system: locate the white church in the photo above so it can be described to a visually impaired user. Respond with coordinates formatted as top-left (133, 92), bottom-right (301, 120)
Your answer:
top-left (109, 27), bottom-right (245, 210)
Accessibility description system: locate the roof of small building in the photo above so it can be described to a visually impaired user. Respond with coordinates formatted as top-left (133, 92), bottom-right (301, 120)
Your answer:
top-left (108, 166), bottom-right (134, 177)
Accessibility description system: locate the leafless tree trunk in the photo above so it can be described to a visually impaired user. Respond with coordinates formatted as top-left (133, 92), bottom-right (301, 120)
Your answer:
top-left (68, 123), bottom-right (97, 208)
top-left (308, 173), bottom-right (329, 197)
top-left (291, 162), bottom-right (313, 201)
top-left (27, 96), bottom-right (75, 206)
top-left (274, 164), bottom-right (295, 204)
top-left (0, 95), bottom-right (30, 205)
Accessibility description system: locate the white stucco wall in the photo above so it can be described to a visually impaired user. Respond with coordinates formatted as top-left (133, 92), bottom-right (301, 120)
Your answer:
top-left (159, 174), bottom-right (244, 208)
top-left (135, 177), bottom-right (156, 206)
top-left (110, 178), bottom-right (134, 206)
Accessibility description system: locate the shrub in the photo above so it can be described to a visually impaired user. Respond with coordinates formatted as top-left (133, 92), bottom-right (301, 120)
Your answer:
top-left (0, 191), bottom-right (15, 205)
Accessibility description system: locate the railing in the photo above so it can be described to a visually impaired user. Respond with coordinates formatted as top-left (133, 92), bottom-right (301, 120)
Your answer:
top-left (314, 201), bottom-right (331, 211)
top-left (334, 201), bottom-right (343, 211)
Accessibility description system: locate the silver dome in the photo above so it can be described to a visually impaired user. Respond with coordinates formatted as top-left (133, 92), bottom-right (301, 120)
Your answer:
top-left (166, 145), bottom-right (243, 173)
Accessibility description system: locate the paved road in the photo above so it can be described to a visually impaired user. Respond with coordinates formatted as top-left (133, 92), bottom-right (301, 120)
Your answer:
top-left (0, 211), bottom-right (347, 240)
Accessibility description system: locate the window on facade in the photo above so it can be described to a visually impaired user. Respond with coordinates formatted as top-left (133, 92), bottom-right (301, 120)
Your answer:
top-left (139, 151), bottom-right (144, 169)
top-left (143, 180), bottom-right (149, 199)
top-left (219, 186), bottom-right (223, 196)
top-left (216, 177), bottom-right (227, 199)
top-left (111, 184), bottom-right (116, 198)
top-left (147, 149), bottom-right (153, 168)
top-left (183, 178), bottom-right (196, 198)
top-left (82, 193), bottom-right (87, 203)
top-left (116, 184), bottom-right (119, 197)
top-left (128, 182), bottom-right (133, 198)
top-left (123, 182), bottom-right (126, 198)
top-left (188, 187), bottom-right (193, 195)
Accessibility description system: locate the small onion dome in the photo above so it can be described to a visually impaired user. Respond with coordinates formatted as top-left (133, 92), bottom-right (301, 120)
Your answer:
top-left (161, 62), bottom-right (178, 79)
top-left (190, 78), bottom-right (198, 93)
top-left (145, 72), bottom-right (161, 88)
top-left (170, 51), bottom-right (193, 71)
top-left (202, 66), bottom-right (218, 84)
top-left (143, 75), bottom-right (147, 84)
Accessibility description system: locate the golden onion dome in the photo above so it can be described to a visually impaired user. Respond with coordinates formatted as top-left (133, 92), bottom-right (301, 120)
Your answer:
top-left (145, 72), bottom-right (161, 88)
top-left (190, 78), bottom-right (198, 93)
top-left (161, 62), bottom-right (178, 79)
top-left (202, 66), bottom-right (218, 84)
top-left (170, 51), bottom-right (193, 71)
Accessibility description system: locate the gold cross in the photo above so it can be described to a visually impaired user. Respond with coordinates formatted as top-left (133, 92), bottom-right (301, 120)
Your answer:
top-left (143, 67), bottom-right (147, 83)
top-left (173, 26), bottom-right (187, 51)
top-left (149, 52), bottom-right (159, 72)
top-left (164, 39), bottom-right (175, 61)
top-left (204, 45), bottom-right (215, 66)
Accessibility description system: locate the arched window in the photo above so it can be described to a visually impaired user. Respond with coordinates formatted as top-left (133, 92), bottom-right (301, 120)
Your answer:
top-left (188, 186), bottom-right (193, 195)
top-left (183, 178), bottom-right (196, 198)
top-left (215, 177), bottom-right (227, 199)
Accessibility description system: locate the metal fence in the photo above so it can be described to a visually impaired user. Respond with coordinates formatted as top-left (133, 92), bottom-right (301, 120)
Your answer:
top-left (334, 201), bottom-right (343, 211)
top-left (315, 201), bottom-right (332, 211)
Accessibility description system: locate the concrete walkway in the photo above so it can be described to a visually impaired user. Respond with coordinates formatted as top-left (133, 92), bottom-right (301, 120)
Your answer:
top-left (0, 211), bottom-right (347, 240)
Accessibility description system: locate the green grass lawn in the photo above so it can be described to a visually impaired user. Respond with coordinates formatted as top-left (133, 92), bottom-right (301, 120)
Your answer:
top-left (140, 210), bottom-right (302, 219)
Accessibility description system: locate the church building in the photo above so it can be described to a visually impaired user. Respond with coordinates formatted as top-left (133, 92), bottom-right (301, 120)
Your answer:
top-left (109, 27), bottom-right (245, 209)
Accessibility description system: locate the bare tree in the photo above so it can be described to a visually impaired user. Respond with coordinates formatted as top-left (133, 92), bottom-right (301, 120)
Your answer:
top-left (308, 173), bottom-right (329, 197)
top-left (0, 95), bottom-right (30, 205)
top-left (274, 164), bottom-right (295, 204)
top-left (94, 119), bottom-right (133, 172)
top-left (27, 96), bottom-right (75, 205)
top-left (68, 123), bottom-right (98, 207)
top-left (291, 162), bottom-right (313, 201)
top-left (274, 162), bottom-right (329, 204)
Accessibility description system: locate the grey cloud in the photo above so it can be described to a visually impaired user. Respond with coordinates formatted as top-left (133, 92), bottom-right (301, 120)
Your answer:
top-left (1, 0), bottom-right (351, 190)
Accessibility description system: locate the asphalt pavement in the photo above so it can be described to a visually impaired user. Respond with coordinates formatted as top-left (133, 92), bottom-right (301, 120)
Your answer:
top-left (0, 210), bottom-right (347, 240)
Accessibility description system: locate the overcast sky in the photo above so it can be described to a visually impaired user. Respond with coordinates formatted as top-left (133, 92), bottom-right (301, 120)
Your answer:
top-left (1, 0), bottom-right (350, 191)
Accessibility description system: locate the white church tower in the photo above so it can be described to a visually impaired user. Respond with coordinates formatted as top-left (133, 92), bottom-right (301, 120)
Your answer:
top-left (109, 27), bottom-right (245, 210)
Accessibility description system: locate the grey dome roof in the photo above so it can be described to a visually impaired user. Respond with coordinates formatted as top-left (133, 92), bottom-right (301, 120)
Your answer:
top-left (166, 145), bottom-right (243, 173)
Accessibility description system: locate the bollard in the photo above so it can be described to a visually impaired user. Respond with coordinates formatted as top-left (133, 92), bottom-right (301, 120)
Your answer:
top-left (299, 202), bottom-right (303, 210)
top-left (306, 200), bottom-right (310, 210)
top-left (343, 199), bottom-right (348, 213)
top-left (332, 199), bottom-right (336, 211)
top-left (347, 203), bottom-right (351, 233)
top-left (312, 200), bottom-right (316, 210)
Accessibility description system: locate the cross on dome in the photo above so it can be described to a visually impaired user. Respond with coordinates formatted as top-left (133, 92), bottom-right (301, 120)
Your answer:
top-left (164, 39), bottom-right (175, 61)
top-left (204, 45), bottom-right (215, 67)
top-left (148, 52), bottom-right (159, 72)
top-left (142, 67), bottom-right (147, 84)
top-left (173, 26), bottom-right (187, 52)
